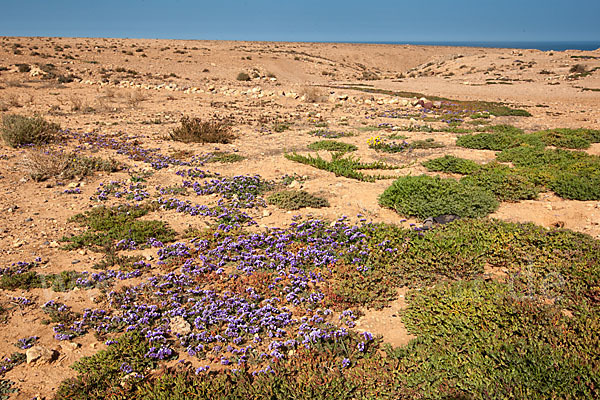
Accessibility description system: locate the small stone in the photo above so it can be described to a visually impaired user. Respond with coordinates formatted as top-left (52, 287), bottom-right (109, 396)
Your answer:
top-left (25, 217), bottom-right (33, 222)
top-left (26, 345), bottom-right (57, 365)
top-left (289, 180), bottom-right (299, 188)
top-left (262, 210), bottom-right (271, 217)
top-left (71, 259), bottom-right (80, 264)
top-left (170, 316), bottom-right (191, 336)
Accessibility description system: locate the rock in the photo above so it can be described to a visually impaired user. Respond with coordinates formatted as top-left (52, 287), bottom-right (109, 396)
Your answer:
top-left (59, 342), bottom-right (80, 352)
top-left (262, 210), bottom-right (271, 217)
top-left (421, 218), bottom-right (434, 230)
top-left (433, 214), bottom-right (460, 224)
top-left (289, 180), bottom-right (300, 189)
top-left (432, 101), bottom-right (442, 108)
top-left (29, 66), bottom-right (47, 77)
top-left (26, 345), bottom-right (57, 365)
top-left (169, 316), bottom-right (191, 336)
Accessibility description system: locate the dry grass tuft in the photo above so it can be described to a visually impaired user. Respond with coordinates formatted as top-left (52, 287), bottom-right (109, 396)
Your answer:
top-left (169, 116), bottom-right (235, 144)
top-left (20, 149), bottom-right (121, 181)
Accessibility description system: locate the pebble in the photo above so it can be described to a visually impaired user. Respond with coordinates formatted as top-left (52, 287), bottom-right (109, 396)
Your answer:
top-left (71, 259), bottom-right (80, 264)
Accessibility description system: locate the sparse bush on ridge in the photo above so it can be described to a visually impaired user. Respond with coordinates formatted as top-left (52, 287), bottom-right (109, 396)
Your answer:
top-left (169, 116), bottom-right (235, 144)
top-left (1, 114), bottom-right (60, 147)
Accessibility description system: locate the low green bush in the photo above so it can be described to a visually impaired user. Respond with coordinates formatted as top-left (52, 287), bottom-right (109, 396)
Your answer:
top-left (396, 279), bottom-right (600, 399)
top-left (460, 162), bottom-right (539, 202)
top-left (267, 190), bottom-right (329, 210)
top-left (422, 155), bottom-right (480, 175)
top-left (62, 205), bottom-right (176, 250)
top-left (379, 175), bottom-right (498, 218)
top-left (285, 152), bottom-right (397, 182)
top-left (535, 128), bottom-right (600, 149)
top-left (307, 140), bottom-right (357, 153)
top-left (55, 332), bottom-right (157, 400)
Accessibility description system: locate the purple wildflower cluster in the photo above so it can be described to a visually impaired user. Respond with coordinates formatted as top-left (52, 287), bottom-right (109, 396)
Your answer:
top-left (63, 187), bottom-right (81, 195)
top-left (15, 336), bottom-right (38, 350)
top-left (39, 215), bottom-right (383, 370)
top-left (92, 180), bottom-right (150, 202)
top-left (68, 130), bottom-right (203, 170)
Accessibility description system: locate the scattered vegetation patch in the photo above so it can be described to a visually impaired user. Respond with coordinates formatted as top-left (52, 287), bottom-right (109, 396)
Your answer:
top-left (21, 150), bottom-right (121, 181)
top-left (267, 190), bottom-right (329, 210)
top-left (422, 155), bottom-right (480, 175)
top-left (536, 128), bottom-right (600, 149)
top-left (379, 175), bottom-right (498, 218)
top-left (169, 117), bottom-right (235, 144)
top-left (497, 145), bottom-right (600, 200)
top-left (460, 162), bottom-right (540, 202)
top-left (398, 278), bottom-right (600, 398)
top-left (307, 140), bottom-right (357, 153)
top-left (308, 129), bottom-right (352, 139)
top-left (1, 114), bottom-right (60, 147)
top-left (62, 204), bottom-right (176, 250)
top-left (285, 152), bottom-right (397, 182)
top-left (456, 129), bottom-right (541, 151)
top-left (203, 151), bottom-right (245, 163)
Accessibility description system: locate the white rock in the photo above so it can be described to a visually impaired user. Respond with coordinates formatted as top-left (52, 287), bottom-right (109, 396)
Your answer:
top-left (26, 345), bottom-right (57, 365)
top-left (170, 316), bottom-right (191, 336)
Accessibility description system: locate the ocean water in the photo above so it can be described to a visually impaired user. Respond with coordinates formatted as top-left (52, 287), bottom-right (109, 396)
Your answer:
top-left (364, 41), bottom-right (600, 52)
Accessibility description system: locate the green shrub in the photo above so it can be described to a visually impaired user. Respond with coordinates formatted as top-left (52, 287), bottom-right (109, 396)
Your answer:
top-left (460, 162), bottom-right (539, 202)
top-left (308, 129), bottom-right (353, 139)
top-left (550, 172), bottom-right (600, 200)
top-left (395, 279), bottom-right (600, 399)
top-left (62, 205), bottom-right (176, 250)
top-left (169, 117), bottom-right (235, 144)
top-left (55, 331), bottom-right (157, 400)
top-left (273, 123), bottom-right (290, 132)
top-left (497, 145), bottom-right (600, 199)
top-left (1, 114), bottom-right (60, 147)
top-left (484, 124), bottom-right (524, 135)
top-left (285, 152), bottom-right (397, 182)
top-left (267, 190), bottom-right (329, 210)
top-left (379, 175), bottom-right (498, 218)
top-left (204, 151), bottom-right (245, 163)
top-left (535, 128), bottom-right (600, 149)
top-left (422, 155), bottom-right (480, 175)
top-left (307, 140), bottom-right (357, 153)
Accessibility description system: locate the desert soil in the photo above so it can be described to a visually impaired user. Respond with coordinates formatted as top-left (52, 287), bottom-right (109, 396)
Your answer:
top-left (0, 37), bottom-right (599, 398)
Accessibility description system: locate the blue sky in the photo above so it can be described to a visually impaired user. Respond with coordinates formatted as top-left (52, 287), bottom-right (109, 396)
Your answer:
top-left (1, 0), bottom-right (599, 43)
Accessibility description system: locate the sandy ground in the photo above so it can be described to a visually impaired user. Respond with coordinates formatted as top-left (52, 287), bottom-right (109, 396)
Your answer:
top-left (0, 37), bottom-right (599, 398)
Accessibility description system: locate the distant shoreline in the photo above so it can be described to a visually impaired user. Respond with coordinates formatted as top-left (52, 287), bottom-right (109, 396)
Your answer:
top-left (339, 41), bottom-right (600, 52)
top-left (1, 35), bottom-right (598, 51)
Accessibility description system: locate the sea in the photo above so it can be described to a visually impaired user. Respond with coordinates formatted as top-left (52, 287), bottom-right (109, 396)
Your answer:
top-left (362, 41), bottom-right (600, 52)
